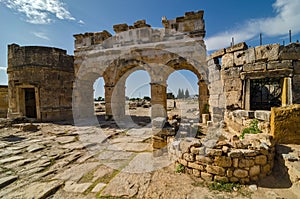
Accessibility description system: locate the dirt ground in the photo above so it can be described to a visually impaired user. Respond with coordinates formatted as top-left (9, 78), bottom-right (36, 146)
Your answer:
top-left (0, 99), bottom-right (299, 198)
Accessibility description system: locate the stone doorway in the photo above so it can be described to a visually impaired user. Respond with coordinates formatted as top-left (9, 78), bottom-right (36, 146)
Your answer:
top-left (24, 88), bottom-right (37, 118)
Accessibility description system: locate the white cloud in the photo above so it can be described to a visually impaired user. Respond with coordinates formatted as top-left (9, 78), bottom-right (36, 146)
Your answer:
top-left (32, 32), bottom-right (50, 40)
top-left (205, 0), bottom-right (300, 51)
top-left (78, 20), bottom-right (85, 25)
top-left (0, 67), bottom-right (7, 71)
top-left (0, 0), bottom-right (75, 24)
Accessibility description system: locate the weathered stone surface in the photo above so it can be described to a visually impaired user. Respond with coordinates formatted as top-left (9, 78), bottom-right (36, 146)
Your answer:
top-left (27, 144), bottom-right (45, 153)
top-left (255, 44), bottom-right (280, 61)
top-left (222, 53), bottom-right (234, 68)
top-left (270, 105), bottom-right (300, 144)
top-left (64, 181), bottom-right (92, 193)
top-left (188, 162), bottom-right (204, 170)
top-left (249, 165), bottom-right (260, 177)
top-left (91, 183), bottom-right (106, 193)
top-left (214, 156), bottom-right (232, 167)
top-left (0, 176), bottom-right (18, 189)
top-left (206, 165), bottom-right (225, 176)
top-left (233, 169), bottom-right (248, 178)
top-left (255, 111), bottom-right (271, 122)
top-left (201, 172), bottom-right (213, 181)
top-left (192, 169), bottom-right (201, 177)
top-left (255, 155), bottom-right (267, 165)
top-left (24, 180), bottom-right (64, 199)
top-left (226, 42), bottom-right (248, 53)
top-left (0, 156), bottom-right (24, 164)
top-left (101, 172), bottom-right (151, 198)
top-left (239, 159), bottom-right (255, 168)
top-left (214, 176), bottom-right (229, 183)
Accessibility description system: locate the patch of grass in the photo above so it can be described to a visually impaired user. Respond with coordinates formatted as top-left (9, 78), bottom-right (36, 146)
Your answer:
top-left (240, 119), bottom-right (261, 139)
top-left (208, 181), bottom-right (242, 193)
top-left (79, 168), bottom-right (97, 183)
top-left (98, 170), bottom-right (120, 184)
top-left (175, 164), bottom-right (185, 173)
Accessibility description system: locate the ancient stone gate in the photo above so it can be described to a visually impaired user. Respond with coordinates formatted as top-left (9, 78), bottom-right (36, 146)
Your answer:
top-left (72, 11), bottom-right (209, 124)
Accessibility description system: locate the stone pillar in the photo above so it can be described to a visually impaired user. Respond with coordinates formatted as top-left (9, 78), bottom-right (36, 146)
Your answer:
top-left (282, 77), bottom-right (293, 107)
top-left (151, 81), bottom-right (167, 119)
top-left (105, 85), bottom-right (114, 120)
top-left (73, 79), bottom-right (95, 121)
top-left (198, 80), bottom-right (209, 122)
top-left (111, 79), bottom-right (126, 119)
top-left (244, 79), bottom-right (251, 110)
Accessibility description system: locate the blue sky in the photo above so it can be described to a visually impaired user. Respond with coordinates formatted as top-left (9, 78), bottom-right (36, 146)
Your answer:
top-left (1, 0), bottom-right (300, 97)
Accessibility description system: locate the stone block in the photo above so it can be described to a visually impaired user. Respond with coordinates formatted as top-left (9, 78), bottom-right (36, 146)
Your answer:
top-left (193, 169), bottom-right (201, 177)
top-left (243, 62), bottom-right (267, 72)
top-left (279, 43), bottom-right (300, 60)
top-left (183, 153), bottom-right (195, 162)
top-left (239, 159), bottom-right (255, 168)
top-left (188, 162), bottom-right (204, 171)
top-left (255, 44), bottom-right (280, 61)
top-left (226, 42), bottom-right (248, 53)
top-left (221, 67), bottom-right (242, 79)
top-left (210, 49), bottom-right (226, 58)
top-left (214, 156), bottom-right (232, 167)
top-left (206, 165), bottom-right (225, 176)
top-left (224, 78), bottom-right (242, 92)
top-left (201, 172), bottom-right (213, 181)
top-left (267, 60), bottom-right (293, 70)
top-left (249, 165), bottom-right (260, 177)
top-left (227, 169), bottom-right (233, 177)
top-left (294, 61), bottom-right (300, 74)
top-left (255, 155), bottom-right (267, 165)
top-left (229, 150), bottom-right (243, 158)
top-left (178, 159), bottom-right (188, 167)
top-left (234, 48), bottom-right (255, 66)
top-left (229, 177), bottom-right (239, 183)
top-left (222, 53), bottom-right (234, 69)
top-left (196, 155), bottom-right (213, 164)
top-left (262, 164), bottom-right (271, 174)
top-left (233, 169), bottom-right (248, 178)
top-left (214, 176), bottom-right (229, 183)
top-left (255, 111), bottom-right (271, 122)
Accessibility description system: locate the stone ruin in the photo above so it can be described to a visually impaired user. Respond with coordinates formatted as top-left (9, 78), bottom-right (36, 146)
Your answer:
top-left (0, 10), bottom-right (300, 185)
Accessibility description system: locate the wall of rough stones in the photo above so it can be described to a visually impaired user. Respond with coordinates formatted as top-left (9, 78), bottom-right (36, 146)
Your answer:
top-left (168, 134), bottom-right (275, 184)
top-left (207, 42), bottom-right (300, 124)
top-left (0, 85), bottom-right (8, 118)
top-left (7, 44), bottom-right (74, 121)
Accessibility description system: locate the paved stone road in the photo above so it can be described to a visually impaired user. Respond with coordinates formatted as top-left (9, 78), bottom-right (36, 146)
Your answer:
top-left (0, 122), bottom-right (299, 199)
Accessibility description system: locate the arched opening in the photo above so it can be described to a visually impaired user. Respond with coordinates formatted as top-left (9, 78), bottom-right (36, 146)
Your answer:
top-left (93, 77), bottom-right (106, 120)
top-left (125, 70), bottom-right (151, 125)
top-left (166, 69), bottom-right (206, 138)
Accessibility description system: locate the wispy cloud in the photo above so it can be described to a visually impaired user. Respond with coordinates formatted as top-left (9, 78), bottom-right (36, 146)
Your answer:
top-left (78, 20), bottom-right (85, 25)
top-left (32, 32), bottom-right (50, 40)
top-left (205, 0), bottom-right (300, 51)
top-left (0, 0), bottom-right (75, 24)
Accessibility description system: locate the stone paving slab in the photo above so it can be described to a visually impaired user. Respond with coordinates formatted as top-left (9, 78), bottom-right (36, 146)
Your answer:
top-left (0, 175), bottom-right (18, 189)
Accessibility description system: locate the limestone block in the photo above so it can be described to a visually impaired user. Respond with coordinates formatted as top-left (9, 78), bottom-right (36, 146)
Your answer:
top-left (243, 62), bottom-right (266, 72)
top-left (233, 169), bottom-right (248, 178)
top-left (227, 169), bottom-right (233, 177)
top-left (267, 60), bottom-right (293, 70)
top-left (234, 48), bottom-right (255, 66)
top-left (221, 67), bottom-right (242, 79)
top-left (210, 49), bottom-right (225, 58)
top-left (229, 177), bottom-right (239, 183)
top-left (193, 169), bottom-right (201, 177)
top-left (239, 159), bottom-right (255, 168)
top-left (262, 164), bottom-right (271, 174)
top-left (201, 172), bottom-right (213, 181)
top-left (206, 165), bottom-right (225, 176)
top-left (279, 43), bottom-right (300, 60)
top-left (226, 42), bottom-right (248, 53)
top-left (196, 155), bottom-right (213, 164)
top-left (255, 155), bottom-right (267, 165)
top-left (255, 111), bottom-right (271, 122)
top-left (183, 153), bottom-right (195, 162)
top-left (224, 78), bottom-right (242, 92)
top-left (214, 156), bottom-right (232, 167)
top-left (222, 53), bottom-right (234, 68)
top-left (294, 61), bottom-right (300, 74)
top-left (214, 176), bottom-right (229, 183)
top-left (255, 44), bottom-right (280, 61)
top-left (249, 165), bottom-right (261, 177)
top-left (188, 162), bottom-right (204, 170)
top-left (178, 159), bottom-right (188, 167)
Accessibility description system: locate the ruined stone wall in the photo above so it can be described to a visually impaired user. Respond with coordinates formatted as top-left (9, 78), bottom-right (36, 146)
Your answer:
top-left (7, 44), bottom-right (74, 121)
top-left (73, 11), bottom-right (208, 122)
top-left (208, 42), bottom-right (300, 125)
top-left (270, 104), bottom-right (300, 144)
top-left (0, 86), bottom-right (8, 118)
top-left (168, 135), bottom-right (275, 184)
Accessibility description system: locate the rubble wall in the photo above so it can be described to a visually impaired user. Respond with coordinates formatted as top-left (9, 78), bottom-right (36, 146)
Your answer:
top-left (7, 44), bottom-right (74, 121)
top-left (271, 104), bottom-right (300, 144)
top-left (0, 85), bottom-right (8, 118)
top-left (168, 136), bottom-right (275, 184)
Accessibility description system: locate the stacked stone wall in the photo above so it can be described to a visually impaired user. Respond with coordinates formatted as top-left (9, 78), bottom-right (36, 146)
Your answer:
top-left (168, 135), bottom-right (275, 184)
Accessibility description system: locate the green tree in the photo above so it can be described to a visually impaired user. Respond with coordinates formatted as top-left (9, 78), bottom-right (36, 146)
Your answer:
top-left (185, 89), bottom-right (190, 99)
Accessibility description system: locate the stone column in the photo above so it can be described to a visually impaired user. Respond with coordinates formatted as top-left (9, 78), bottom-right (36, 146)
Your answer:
top-left (282, 77), bottom-right (293, 107)
top-left (244, 79), bottom-right (251, 110)
top-left (198, 80), bottom-right (209, 122)
top-left (105, 85), bottom-right (114, 120)
top-left (150, 81), bottom-right (167, 119)
top-left (73, 79), bottom-right (95, 121)
top-left (111, 78), bottom-right (126, 119)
